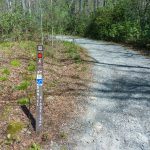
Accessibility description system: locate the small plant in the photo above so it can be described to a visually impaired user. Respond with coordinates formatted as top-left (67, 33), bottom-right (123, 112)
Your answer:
top-left (0, 76), bottom-right (8, 81)
top-left (60, 132), bottom-right (68, 139)
top-left (2, 68), bottom-right (10, 75)
top-left (17, 98), bottom-right (30, 105)
top-left (11, 59), bottom-right (21, 67)
top-left (15, 81), bottom-right (30, 90)
top-left (28, 62), bottom-right (36, 72)
top-left (7, 121), bottom-right (24, 135)
top-left (29, 143), bottom-right (41, 150)
top-left (0, 42), bottom-right (13, 48)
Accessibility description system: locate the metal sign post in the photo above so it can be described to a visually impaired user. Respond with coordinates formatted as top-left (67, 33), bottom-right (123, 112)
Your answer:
top-left (36, 45), bottom-right (44, 133)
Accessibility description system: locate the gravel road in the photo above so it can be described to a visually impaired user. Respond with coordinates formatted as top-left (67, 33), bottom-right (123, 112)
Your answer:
top-left (55, 36), bottom-right (150, 150)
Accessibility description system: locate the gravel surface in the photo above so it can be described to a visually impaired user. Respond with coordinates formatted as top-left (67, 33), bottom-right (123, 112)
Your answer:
top-left (55, 36), bottom-right (150, 150)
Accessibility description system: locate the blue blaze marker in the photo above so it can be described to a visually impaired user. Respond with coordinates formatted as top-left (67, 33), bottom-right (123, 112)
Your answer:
top-left (37, 79), bottom-right (43, 86)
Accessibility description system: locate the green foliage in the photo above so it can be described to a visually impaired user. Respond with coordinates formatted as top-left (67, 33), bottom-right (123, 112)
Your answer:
top-left (7, 121), bottom-right (24, 135)
top-left (29, 143), bottom-right (41, 150)
top-left (0, 42), bottom-right (13, 48)
top-left (67, 14), bottom-right (91, 36)
top-left (2, 68), bottom-right (10, 75)
top-left (11, 59), bottom-right (21, 67)
top-left (0, 76), bottom-right (8, 81)
top-left (15, 81), bottom-right (30, 90)
top-left (64, 42), bottom-right (82, 63)
top-left (86, 0), bottom-right (150, 47)
top-left (28, 62), bottom-right (36, 72)
top-left (17, 98), bottom-right (30, 105)
top-left (60, 132), bottom-right (68, 139)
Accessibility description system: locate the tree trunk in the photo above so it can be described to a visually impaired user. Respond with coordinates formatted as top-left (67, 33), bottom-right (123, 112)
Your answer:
top-left (94, 0), bottom-right (97, 12)
top-left (79, 0), bottom-right (82, 13)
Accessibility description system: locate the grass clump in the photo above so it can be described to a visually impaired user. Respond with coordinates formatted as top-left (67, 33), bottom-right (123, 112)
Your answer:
top-left (11, 59), bottom-right (21, 67)
top-left (17, 98), bottom-right (29, 105)
top-left (60, 132), bottom-right (68, 139)
top-left (29, 143), bottom-right (41, 150)
top-left (0, 76), bottom-right (8, 81)
top-left (15, 81), bottom-right (30, 90)
top-left (64, 42), bottom-right (82, 63)
top-left (7, 121), bottom-right (24, 135)
top-left (0, 42), bottom-right (13, 48)
top-left (27, 62), bottom-right (36, 72)
top-left (2, 68), bottom-right (10, 75)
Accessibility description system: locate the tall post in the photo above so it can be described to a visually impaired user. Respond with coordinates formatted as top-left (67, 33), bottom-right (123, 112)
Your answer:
top-left (36, 45), bottom-right (44, 133)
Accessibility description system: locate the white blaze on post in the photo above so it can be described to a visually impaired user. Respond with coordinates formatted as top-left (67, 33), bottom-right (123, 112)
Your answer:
top-left (36, 45), bottom-right (44, 133)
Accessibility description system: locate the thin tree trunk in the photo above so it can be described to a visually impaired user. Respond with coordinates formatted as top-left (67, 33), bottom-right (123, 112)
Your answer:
top-left (94, 0), bottom-right (97, 12)
top-left (28, 0), bottom-right (31, 15)
top-left (79, 0), bottom-right (82, 13)
top-left (85, 0), bottom-right (89, 14)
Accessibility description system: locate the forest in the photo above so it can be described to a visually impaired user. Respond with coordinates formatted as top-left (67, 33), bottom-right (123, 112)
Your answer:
top-left (0, 0), bottom-right (150, 48)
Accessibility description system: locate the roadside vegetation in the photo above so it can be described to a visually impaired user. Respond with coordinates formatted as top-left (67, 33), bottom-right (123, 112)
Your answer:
top-left (0, 40), bottom-right (90, 149)
top-left (0, 0), bottom-right (149, 149)
top-left (0, 0), bottom-right (150, 52)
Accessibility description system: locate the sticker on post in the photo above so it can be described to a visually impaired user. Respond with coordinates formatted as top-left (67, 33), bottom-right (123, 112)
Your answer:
top-left (37, 79), bottom-right (43, 86)
top-left (37, 74), bottom-right (42, 79)
top-left (37, 45), bottom-right (43, 51)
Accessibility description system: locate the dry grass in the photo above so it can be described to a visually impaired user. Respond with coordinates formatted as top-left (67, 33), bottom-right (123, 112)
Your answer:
top-left (0, 40), bottom-right (91, 149)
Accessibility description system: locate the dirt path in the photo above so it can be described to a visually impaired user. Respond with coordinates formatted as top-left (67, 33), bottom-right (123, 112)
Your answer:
top-left (55, 36), bottom-right (150, 150)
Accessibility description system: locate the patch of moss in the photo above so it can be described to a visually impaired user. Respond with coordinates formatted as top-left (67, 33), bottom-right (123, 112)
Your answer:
top-left (7, 121), bottom-right (24, 135)
top-left (11, 59), bottom-right (21, 67)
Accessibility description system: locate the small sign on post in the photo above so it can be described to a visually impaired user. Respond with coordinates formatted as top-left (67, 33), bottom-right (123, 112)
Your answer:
top-left (36, 45), bottom-right (44, 133)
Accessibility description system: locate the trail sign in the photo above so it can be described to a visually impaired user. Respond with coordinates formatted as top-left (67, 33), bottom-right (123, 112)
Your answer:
top-left (36, 45), bottom-right (44, 133)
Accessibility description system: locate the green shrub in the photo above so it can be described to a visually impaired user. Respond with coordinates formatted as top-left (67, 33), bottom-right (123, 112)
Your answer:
top-left (85, 1), bottom-right (150, 48)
